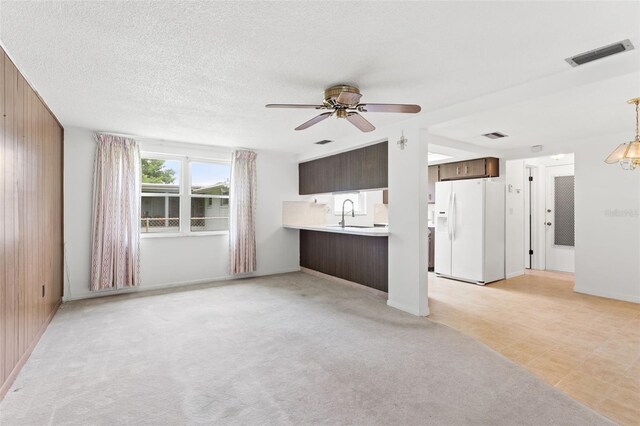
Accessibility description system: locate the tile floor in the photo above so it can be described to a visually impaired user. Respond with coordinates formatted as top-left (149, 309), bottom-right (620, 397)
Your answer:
top-left (428, 270), bottom-right (640, 426)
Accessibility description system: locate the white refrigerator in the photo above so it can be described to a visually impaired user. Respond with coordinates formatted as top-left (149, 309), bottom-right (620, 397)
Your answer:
top-left (434, 179), bottom-right (505, 285)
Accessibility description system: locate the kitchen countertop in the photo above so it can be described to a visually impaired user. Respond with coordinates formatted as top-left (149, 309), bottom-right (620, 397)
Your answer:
top-left (283, 224), bottom-right (389, 237)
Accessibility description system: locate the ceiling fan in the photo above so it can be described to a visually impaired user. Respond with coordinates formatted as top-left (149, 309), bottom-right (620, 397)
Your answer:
top-left (265, 84), bottom-right (421, 133)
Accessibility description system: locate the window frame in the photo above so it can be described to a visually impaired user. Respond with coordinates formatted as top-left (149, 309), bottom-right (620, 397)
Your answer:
top-left (188, 160), bottom-right (231, 234)
top-left (333, 192), bottom-right (367, 216)
top-left (140, 152), bottom-right (231, 238)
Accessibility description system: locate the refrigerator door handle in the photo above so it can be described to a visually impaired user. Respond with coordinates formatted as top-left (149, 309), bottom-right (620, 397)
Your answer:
top-left (447, 191), bottom-right (453, 240)
top-left (451, 192), bottom-right (456, 240)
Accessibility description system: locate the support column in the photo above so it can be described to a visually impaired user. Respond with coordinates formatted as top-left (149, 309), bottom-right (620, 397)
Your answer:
top-left (387, 128), bottom-right (429, 316)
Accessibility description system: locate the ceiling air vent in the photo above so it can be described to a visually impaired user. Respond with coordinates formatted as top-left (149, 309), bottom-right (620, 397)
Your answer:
top-left (565, 39), bottom-right (634, 67)
top-left (483, 132), bottom-right (507, 139)
top-left (314, 139), bottom-right (334, 145)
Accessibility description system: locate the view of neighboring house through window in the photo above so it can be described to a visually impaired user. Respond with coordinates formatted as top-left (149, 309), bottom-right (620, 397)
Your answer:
top-left (140, 156), bottom-right (231, 234)
top-left (141, 158), bottom-right (181, 233)
top-left (190, 161), bottom-right (230, 232)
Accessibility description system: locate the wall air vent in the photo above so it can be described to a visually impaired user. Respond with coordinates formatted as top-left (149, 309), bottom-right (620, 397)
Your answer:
top-left (565, 39), bottom-right (634, 67)
top-left (483, 132), bottom-right (507, 139)
top-left (314, 139), bottom-right (334, 145)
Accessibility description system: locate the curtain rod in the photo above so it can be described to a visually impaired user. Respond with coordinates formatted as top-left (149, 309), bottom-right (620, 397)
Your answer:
top-left (95, 130), bottom-right (253, 152)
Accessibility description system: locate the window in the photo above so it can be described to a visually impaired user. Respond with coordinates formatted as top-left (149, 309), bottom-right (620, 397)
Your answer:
top-left (333, 192), bottom-right (367, 216)
top-left (141, 158), bottom-right (181, 233)
top-left (140, 155), bottom-right (231, 235)
top-left (190, 162), bottom-right (230, 232)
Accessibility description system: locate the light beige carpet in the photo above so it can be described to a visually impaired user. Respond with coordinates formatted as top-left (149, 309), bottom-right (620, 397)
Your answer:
top-left (0, 272), bottom-right (611, 425)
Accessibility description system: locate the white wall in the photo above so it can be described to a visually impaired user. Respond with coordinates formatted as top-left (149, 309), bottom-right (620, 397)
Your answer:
top-left (387, 128), bottom-right (429, 316)
top-left (574, 133), bottom-right (640, 303)
top-left (63, 127), bottom-right (300, 301)
top-left (505, 159), bottom-right (525, 278)
top-left (502, 135), bottom-right (640, 303)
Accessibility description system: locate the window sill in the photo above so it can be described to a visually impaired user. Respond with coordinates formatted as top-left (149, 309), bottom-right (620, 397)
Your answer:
top-left (141, 231), bottom-right (229, 239)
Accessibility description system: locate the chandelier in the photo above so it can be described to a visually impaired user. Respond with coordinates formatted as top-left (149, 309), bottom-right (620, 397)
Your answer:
top-left (605, 98), bottom-right (640, 170)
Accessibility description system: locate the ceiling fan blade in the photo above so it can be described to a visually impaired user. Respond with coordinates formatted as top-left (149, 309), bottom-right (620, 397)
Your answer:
top-left (357, 103), bottom-right (421, 113)
top-left (295, 112), bottom-right (334, 131)
top-left (266, 104), bottom-right (325, 109)
top-left (346, 112), bottom-right (375, 132)
top-left (336, 90), bottom-right (362, 106)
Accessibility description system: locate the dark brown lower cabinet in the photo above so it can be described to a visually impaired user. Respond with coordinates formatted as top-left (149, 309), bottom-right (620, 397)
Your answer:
top-left (300, 230), bottom-right (388, 292)
top-left (428, 227), bottom-right (435, 271)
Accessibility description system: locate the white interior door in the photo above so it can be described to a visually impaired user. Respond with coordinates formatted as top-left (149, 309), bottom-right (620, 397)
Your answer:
top-left (545, 164), bottom-right (575, 272)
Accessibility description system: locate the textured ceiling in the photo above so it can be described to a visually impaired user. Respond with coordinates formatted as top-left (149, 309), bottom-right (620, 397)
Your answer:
top-left (429, 72), bottom-right (640, 152)
top-left (1, 1), bottom-right (638, 154)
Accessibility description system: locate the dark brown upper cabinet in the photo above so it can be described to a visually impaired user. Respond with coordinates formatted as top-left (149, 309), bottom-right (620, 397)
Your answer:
top-left (438, 162), bottom-right (462, 181)
top-left (298, 141), bottom-right (388, 195)
top-left (437, 157), bottom-right (499, 181)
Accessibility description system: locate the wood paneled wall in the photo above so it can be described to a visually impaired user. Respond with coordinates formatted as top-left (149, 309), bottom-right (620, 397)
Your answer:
top-left (0, 46), bottom-right (63, 398)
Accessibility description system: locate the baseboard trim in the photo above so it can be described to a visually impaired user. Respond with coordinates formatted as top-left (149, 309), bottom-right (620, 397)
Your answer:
top-left (299, 268), bottom-right (430, 316)
top-left (387, 299), bottom-right (430, 317)
top-left (0, 300), bottom-right (62, 400)
top-left (300, 267), bottom-right (387, 298)
top-left (574, 286), bottom-right (640, 304)
top-left (506, 271), bottom-right (525, 279)
top-left (63, 267), bottom-right (302, 302)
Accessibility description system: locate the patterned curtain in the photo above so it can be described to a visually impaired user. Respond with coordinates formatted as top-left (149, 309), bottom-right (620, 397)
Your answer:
top-left (90, 134), bottom-right (141, 290)
top-left (229, 150), bottom-right (257, 274)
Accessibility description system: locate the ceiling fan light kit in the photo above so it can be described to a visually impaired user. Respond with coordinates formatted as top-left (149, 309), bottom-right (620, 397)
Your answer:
top-left (605, 97), bottom-right (640, 171)
top-left (266, 84), bottom-right (421, 133)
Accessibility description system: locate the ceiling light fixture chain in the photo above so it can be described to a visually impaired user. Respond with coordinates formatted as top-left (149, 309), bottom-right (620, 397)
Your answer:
top-left (604, 97), bottom-right (640, 171)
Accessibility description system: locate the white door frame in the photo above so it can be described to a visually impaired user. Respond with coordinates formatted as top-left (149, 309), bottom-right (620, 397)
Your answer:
top-left (524, 167), bottom-right (532, 269)
top-left (524, 165), bottom-right (546, 270)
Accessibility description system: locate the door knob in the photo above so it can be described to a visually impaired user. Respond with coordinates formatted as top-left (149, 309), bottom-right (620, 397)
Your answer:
top-left (546, 222), bottom-right (552, 226)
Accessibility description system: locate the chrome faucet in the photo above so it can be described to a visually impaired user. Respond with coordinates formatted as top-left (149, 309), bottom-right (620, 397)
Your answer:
top-left (339, 199), bottom-right (355, 228)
